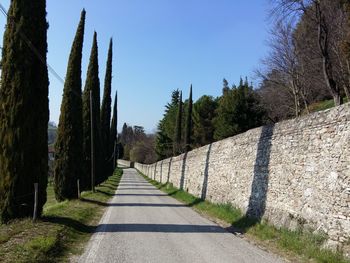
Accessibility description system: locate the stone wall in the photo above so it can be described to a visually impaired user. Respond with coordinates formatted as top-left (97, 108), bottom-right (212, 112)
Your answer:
top-left (135, 103), bottom-right (350, 248)
top-left (117, 159), bottom-right (131, 167)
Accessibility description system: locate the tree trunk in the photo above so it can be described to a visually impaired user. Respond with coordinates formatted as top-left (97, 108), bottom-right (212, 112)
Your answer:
top-left (291, 80), bottom-right (301, 117)
top-left (316, 2), bottom-right (342, 106)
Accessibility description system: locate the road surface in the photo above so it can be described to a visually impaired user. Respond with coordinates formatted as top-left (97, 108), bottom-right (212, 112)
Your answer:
top-left (79, 168), bottom-right (285, 263)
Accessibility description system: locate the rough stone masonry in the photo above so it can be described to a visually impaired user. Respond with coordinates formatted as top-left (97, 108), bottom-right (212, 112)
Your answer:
top-left (133, 103), bottom-right (350, 250)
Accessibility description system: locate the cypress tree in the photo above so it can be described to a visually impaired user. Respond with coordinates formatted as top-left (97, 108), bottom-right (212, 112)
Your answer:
top-left (82, 32), bottom-right (101, 189)
top-left (0, 0), bottom-right (49, 222)
top-left (185, 85), bottom-right (193, 152)
top-left (110, 91), bottom-right (118, 170)
top-left (54, 10), bottom-right (86, 201)
top-left (100, 38), bottom-right (113, 173)
top-left (173, 91), bottom-right (183, 155)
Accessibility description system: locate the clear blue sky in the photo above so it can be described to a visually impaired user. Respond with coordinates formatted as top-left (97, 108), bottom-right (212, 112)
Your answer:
top-left (0, 0), bottom-right (271, 132)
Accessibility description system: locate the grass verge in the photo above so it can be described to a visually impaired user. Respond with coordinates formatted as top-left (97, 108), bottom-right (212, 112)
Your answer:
top-left (303, 97), bottom-right (348, 114)
top-left (140, 172), bottom-right (349, 263)
top-left (0, 168), bottom-right (123, 263)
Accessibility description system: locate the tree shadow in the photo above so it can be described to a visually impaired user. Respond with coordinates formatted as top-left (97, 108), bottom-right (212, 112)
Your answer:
top-left (233, 124), bottom-right (275, 232)
top-left (100, 185), bottom-right (118, 191)
top-left (115, 193), bottom-right (168, 197)
top-left (153, 162), bottom-right (158, 180)
top-left (166, 157), bottom-right (173, 183)
top-left (201, 143), bottom-right (212, 200)
top-left (160, 160), bottom-right (163, 183)
top-left (96, 189), bottom-right (115, 196)
top-left (95, 223), bottom-right (226, 233)
top-left (80, 198), bottom-right (109, 207)
top-left (167, 189), bottom-right (180, 196)
top-left (80, 198), bottom-right (187, 208)
top-left (188, 197), bottom-right (203, 207)
top-left (43, 216), bottom-right (95, 233)
top-left (179, 152), bottom-right (188, 190)
top-left (118, 183), bottom-right (150, 186)
top-left (116, 187), bottom-right (156, 190)
top-left (230, 216), bottom-right (260, 234)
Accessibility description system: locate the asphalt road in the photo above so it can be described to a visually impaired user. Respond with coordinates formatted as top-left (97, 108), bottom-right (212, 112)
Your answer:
top-left (79, 168), bottom-right (285, 263)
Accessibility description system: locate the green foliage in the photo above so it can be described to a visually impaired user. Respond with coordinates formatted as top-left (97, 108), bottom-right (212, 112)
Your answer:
top-left (156, 78), bottom-right (266, 159)
top-left (130, 140), bottom-right (156, 164)
top-left (100, 38), bottom-right (113, 178)
top-left (193, 95), bottom-right (218, 147)
top-left (155, 90), bottom-right (180, 159)
top-left (185, 85), bottom-right (193, 152)
top-left (82, 32), bottom-right (102, 190)
top-left (0, 0), bottom-right (49, 222)
top-left (155, 128), bottom-right (172, 160)
top-left (54, 10), bottom-right (86, 201)
top-left (173, 91), bottom-right (183, 155)
top-left (213, 78), bottom-right (266, 140)
top-left (48, 122), bottom-right (57, 145)
top-left (303, 97), bottom-right (348, 115)
top-left (119, 123), bottom-right (156, 163)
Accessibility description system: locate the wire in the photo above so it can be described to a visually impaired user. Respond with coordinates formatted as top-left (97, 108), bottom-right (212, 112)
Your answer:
top-left (0, 3), bottom-right (65, 85)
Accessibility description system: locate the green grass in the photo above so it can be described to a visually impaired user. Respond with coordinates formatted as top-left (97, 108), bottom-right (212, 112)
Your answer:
top-left (141, 172), bottom-right (349, 263)
top-left (304, 97), bottom-right (349, 114)
top-left (0, 168), bottom-right (123, 263)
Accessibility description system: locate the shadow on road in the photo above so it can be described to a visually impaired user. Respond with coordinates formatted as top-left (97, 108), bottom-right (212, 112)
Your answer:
top-left (115, 193), bottom-right (168, 197)
top-left (96, 223), bottom-right (226, 233)
top-left (80, 199), bottom-right (187, 208)
top-left (116, 187), bottom-right (156, 190)
top-left (118, 183), bottom-right (151, 186)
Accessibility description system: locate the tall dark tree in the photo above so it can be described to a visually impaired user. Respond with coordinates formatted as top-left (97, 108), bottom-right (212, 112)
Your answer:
top-left (100, 38), bottom-right (113, 169)
top-left (110, 90), bottom-right (118, 169)
top-left (193, 95), bottom-right (217, 147)
top-left (82, 32), bottom-right (101, 189)
top-left (54, 10), bottom-right (86, 201)
top-left (185, 85), bottom-right (193, 152)
top-left (173, 91), bottom-right (183, 155)
top-left (343, 1), bottom-right (350, 73)
top-left (155, 90), bottom-right (180, 159)
top-left (0, 0), bottom-right (49, 222)
top-left (120, 123), bottom-right (133, 160)
top-left (120, 123), bottom-right (129, 146)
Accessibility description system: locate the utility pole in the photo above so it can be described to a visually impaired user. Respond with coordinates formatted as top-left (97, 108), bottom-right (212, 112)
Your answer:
top-left (90, 91), bottom-right (95, 192)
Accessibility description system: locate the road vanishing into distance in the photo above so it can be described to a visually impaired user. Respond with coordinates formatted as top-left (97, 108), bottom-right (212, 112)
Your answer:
top-left (79, 168), bottom-right (285, 263)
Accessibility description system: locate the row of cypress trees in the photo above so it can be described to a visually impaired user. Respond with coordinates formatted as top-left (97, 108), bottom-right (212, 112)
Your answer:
top-left (0, 1), bottom-right (118, 223)
top-left (54, 10), bottom-right (118, 201)
top-left (157, 79), bottom-right (265, 159)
